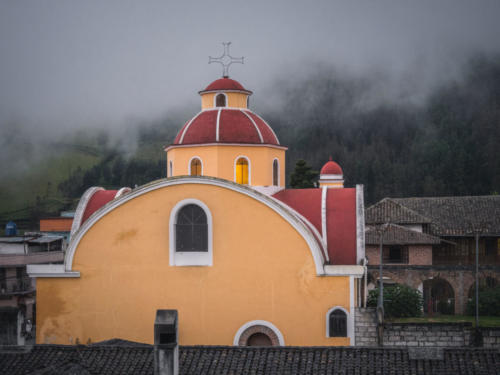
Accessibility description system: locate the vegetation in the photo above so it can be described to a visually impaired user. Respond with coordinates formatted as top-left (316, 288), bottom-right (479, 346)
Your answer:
top-left (2, 54), bottom-right (500, 228)
top-left (466, 286), bottom-right (500, 317)
top-left (367, 284), bottom-right (423, 318)
top-left (289, 159), bottom-right (319, 188)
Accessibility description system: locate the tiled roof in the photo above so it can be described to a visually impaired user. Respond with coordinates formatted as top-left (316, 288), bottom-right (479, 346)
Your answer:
top-left (1, 344), bottom-right (499, 375)
top-left (393, 196), bottom-right (500, 236)
top-left (366, 198), bottom-right (432, 225)
top-left (273, 188), bottom-right (357, 265)
top-left (366, 196), bottom-right (500, 236)
top-left (365, 224), bottom-right (441, 245)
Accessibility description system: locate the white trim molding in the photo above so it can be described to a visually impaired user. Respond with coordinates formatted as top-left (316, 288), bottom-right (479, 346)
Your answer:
top-left (70, 186), bottom-right (103, 240)
top-left (356, 185), bottom-right (366, 265)
top-left (233, 155), bottom-right (251, 185)
top-left (323, 265), bottom-right (364, 277)
top-left (215, 109), bottom-right (222, 141)
top-left (165, 143), bottom-right (288, 152)
top-left (27, 264), bottom-right (80, 278)
top-left (169, 199), bottom-right (213, 266)
top-left (61, 177), bottom-right (327, 276)
top-left (233, 320), bottom-right (285, 346)
top-left (179, 111), bottom-right (203, 143)
top-left (240, 110), bottom-right (264, 143)
top-left (188, 156), bottom-right (204, 176)
top-left (321, 186), bottom-right (328, 247)
top-left (115, 187), bottom-right (131, 199)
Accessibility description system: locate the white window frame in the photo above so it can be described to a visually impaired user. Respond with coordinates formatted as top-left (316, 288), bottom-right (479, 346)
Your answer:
top-left (169, 199), bottom-right (213, 266)
top-left (325, 306), bottom-right (353, 341)
top-left (214, 92), bottom-right (227, 108)
top-left (233, 155), bottom-right (251, 185)
top-left (188, 156), bottom-right (203, 176)
top-left (169, 160), bottom-right (173, 177)
top-left (233, 320), bottom-right (285, 346)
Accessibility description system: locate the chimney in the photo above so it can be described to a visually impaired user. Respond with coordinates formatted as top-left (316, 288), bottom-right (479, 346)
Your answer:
top-left (154, 310), bottom-right (178, 375)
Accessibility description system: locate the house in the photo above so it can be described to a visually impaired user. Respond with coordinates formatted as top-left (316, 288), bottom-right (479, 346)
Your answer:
top-left (0, 222), bottom-right (64, 345)
top-left (27, 76), bottom-right (366, 347)
top-left (365, 196), bottom-right (500, 315)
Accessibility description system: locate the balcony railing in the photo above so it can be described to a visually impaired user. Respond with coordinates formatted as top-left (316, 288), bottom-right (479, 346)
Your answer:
top-left (0, 276), bottom-right (34, 295)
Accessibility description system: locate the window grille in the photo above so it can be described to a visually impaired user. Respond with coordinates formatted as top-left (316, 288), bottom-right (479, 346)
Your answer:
top-left (175, 204), bottom-right (208, 252)
top-left (329, 310), bottom-right (347, 337)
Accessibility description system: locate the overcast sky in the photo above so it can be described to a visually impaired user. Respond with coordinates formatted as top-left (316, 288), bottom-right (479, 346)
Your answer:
top-left (1, 0), bottom-right (500, 131)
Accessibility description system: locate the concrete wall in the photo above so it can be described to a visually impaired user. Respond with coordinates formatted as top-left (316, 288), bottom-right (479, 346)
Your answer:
top-left (354, 308), bottom-right (378, 346)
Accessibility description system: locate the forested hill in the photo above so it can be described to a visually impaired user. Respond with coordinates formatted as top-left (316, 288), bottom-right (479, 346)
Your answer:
top-left (1, 55), bottom-right (500, 227)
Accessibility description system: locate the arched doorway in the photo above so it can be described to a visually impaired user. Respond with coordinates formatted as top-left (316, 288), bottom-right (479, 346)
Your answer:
top-left (468, 276), bottom-right (498, 299)
top-left (423, 278), bottom-right (455, 315)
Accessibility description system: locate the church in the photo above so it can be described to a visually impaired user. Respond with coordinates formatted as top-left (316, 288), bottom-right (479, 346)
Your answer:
top-left (28, 70), bottom-right (366, 346)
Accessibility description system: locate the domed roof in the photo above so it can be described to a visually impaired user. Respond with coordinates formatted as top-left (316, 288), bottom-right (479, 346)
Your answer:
top-left (320, 158), bottom-right (343, 175)
top-left (199, 78), bottom-right (252, 94)
top-left (173, 108), bottom-right (279, 146)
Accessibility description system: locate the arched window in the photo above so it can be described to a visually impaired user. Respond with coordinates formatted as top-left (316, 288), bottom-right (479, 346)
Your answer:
top-left (175, 204), bottom-right (208, 252)
top-left (272, 159), bottom-right (279, 186)
top-left (327, 308), bottom-right (347, 337)
top-left (233, 320), bottom-right (285, 346)
top-left (169, 199), bottom-right (213, 266)
top-left (215, 93), bottom-right (226, 107)
top-left (190, 158), bottom-right (202, 176)
top-left (169, 161), bottom-right (173, 177)
top-left (235, 157), bottom-right (249, 184)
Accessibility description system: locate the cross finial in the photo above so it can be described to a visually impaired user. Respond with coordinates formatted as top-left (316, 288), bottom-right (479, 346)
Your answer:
top-left (209, 42), bottom-right (244, 78)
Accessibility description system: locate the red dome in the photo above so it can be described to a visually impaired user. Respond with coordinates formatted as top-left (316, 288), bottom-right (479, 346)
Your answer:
top-left (173, 109), bottom-right (279, 146)
top-left (199, 78), bottom-right (252, 94)
top-left (320, 158), bottom-right (343, 175)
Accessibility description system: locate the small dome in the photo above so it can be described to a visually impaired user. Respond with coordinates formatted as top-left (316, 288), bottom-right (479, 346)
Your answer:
top-left (173, 108), bottom-right (279, 146)
top-left (199, 78), bottom-right (252, 94)
top-left (320, 157), bottom-right (343, 175)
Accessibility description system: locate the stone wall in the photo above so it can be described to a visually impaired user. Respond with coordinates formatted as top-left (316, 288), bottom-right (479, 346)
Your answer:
top-left (479, 327), bottom-right (500, 348)
top-left (354, 308), bottom-right (378, 346)
top-left (383, 323), bottom-right (471, 347)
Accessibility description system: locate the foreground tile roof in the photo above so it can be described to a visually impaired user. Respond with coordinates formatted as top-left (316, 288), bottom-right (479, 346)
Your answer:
top-left (366, 196), bottom-right (500, 236)
top-left (0, 344), bottom-right (499, 375)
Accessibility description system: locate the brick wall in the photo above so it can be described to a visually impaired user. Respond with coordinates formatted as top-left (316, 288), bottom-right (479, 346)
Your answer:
top-left (366, 245), bottom-right (432, 266)
top-left (408, 246), bottom-right (432, 265)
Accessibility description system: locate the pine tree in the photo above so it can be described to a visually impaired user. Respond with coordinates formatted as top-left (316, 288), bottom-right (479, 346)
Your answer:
top-left (290, 159), bottom-right (319, 188)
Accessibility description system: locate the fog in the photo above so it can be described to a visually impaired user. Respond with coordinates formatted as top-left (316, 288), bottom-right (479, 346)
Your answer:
top-left (1, 0), bottom-right (500, 141)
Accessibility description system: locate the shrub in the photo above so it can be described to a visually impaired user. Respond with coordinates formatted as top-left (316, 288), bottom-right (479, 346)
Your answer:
top-left (466, 286), bottom-right (500, 316)
top-left (367, 284), bottom-right (423, 318)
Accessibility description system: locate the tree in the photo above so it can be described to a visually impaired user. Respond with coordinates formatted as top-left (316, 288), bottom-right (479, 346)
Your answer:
top-left (289, 159), bottom-right (319, 188)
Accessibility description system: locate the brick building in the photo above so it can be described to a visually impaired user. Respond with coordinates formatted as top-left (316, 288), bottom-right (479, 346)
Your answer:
top-left (365, 196), bottom-right (500, 315)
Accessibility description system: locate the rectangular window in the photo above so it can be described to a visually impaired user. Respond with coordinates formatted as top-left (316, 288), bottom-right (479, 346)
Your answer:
top-left (383, 246), bottom-right (408, 264)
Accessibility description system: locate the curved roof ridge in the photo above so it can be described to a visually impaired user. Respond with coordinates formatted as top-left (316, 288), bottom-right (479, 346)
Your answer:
top-left (66, 176), bottom-right (327, 275)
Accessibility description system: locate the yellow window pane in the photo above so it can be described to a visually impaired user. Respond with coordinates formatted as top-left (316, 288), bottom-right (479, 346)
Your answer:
top-left (236, 158), bottom-right (249, 184)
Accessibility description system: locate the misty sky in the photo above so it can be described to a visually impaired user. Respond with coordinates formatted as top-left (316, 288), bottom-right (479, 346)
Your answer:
top-left (1, 0), bottom-right (500, 132)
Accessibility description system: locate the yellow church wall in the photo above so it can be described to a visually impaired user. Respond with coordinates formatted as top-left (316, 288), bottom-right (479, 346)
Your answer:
top-left (201, 92), bottom-right (249, 109)
top-left (36, 183), bottom-right (351, 346)
top-left (167, 145), bottom-right (286, 187)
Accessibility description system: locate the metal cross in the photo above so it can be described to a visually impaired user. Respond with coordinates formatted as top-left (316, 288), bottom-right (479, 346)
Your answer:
top-left (209, 42), bottom-right (244, 78)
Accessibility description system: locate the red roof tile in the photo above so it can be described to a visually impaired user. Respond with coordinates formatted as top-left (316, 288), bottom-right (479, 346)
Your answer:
top-left (81, 190), bottom-right (118, 224)
top-left (173, 109), bottom-right (280, 146)
top-left (273, 188), bottom-right (357, 265)
top-left (202, 78), bottom-right (249, 92)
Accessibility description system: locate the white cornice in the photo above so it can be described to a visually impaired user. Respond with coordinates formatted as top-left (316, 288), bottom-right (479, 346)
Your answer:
top-left (165, 143), bottom-right (288, 152)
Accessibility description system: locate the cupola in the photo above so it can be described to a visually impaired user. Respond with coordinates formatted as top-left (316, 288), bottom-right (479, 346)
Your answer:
top-left (319, 157), bottom-right (344, 188)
